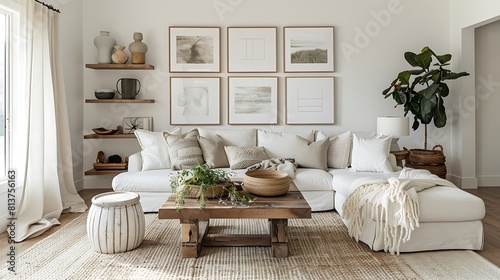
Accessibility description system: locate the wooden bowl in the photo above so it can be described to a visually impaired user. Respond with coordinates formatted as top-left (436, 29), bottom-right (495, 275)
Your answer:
top-left (243, 170), bottom-right (290, 197)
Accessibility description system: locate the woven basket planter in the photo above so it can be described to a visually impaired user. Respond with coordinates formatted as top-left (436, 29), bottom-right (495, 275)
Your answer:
top-left (404, 145), bottom-right (447, 179)
top-left (183, 182), bottom-right (231, 199)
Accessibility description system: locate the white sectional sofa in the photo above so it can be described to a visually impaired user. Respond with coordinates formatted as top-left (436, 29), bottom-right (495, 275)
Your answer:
top-left (112, 127), bottom-right (486, 252)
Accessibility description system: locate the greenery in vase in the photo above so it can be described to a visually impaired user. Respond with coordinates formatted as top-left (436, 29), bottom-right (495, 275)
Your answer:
top-left (170, 164), bottom-right (255, 211)
top-left (382, 46), bottom-right (470, 149)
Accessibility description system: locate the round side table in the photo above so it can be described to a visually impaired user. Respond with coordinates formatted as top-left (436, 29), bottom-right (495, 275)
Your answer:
top-left (87, 192), bottom-right (145, 254)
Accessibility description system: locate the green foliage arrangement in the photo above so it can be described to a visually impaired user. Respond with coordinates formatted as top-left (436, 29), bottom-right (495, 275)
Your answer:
top-left (170, 164), bottom-right (255, 211)
top-left (382, 46), bottom-right (470, 149)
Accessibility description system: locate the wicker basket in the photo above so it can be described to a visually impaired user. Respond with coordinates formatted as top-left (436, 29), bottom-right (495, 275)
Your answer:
top-left (183, 182), bottom-right (230, 199)
top-left (404, 145), bottom-right (447, 179)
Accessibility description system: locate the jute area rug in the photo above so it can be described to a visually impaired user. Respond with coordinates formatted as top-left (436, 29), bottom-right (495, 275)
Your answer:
top-left (3, 211), bottom-right (500, 280)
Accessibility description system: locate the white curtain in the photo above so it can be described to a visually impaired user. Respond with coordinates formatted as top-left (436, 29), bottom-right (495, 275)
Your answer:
top-left (12, 0), bottom-right (87, 242)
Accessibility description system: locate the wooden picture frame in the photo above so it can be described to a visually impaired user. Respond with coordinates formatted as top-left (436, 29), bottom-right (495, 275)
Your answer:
top-left (283, 26), bottom-right (335, 73)
top-left (227, 27), bottom-right (277, 73)
top-left (169, 26), bottom-right (221, 73)
top-left (228, 77), bottom-right (278, 125)
top-left (170, 77), bottom-right (221, 125)
top-left (285, 77), bottom-right (334, 124)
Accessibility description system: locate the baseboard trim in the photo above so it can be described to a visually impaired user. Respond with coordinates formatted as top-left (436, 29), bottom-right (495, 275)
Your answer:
top-left (447, 174), bottom-right (478, 189)
top-left (74, 178), bottom-right (84, 192)
top-left (477, 175), bottom-right (500, 187)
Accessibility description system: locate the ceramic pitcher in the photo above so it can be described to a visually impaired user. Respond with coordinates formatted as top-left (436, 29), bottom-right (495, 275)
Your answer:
top-left (116, 78), bottom-right (141, 99)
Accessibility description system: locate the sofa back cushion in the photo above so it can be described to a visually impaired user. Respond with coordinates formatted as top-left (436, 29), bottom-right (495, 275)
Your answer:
top-left (350, 134), bottom-right (393, 173)
top-left (197, 127), bottom-right (257, 147)
top-left (135, 127), bottom-right (181, 170)
top-left (257, 129), bottom-right (314, 159)
top-left (315, 131), bottom-right (351, 169)
top-left (164, 129), bottom-right (204, 170)
top-left (295, 136), bottom-right (329, 170)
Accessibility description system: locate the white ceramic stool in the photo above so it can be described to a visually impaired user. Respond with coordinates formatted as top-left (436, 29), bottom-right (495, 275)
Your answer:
top-left (87, 192), bottom-right (145, 254)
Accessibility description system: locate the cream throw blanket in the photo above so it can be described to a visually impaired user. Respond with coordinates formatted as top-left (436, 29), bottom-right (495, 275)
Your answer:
top-left (341, 168), bottom-right (457, 254)
top-left (246, 158), bottom-right (297, 178)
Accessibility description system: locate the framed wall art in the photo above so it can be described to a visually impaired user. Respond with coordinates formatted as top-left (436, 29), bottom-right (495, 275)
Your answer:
top-left (228, 77), bottom-right (278, 125)
top-left (170, 77), bottom-right (221, 125)
top-left (227, 27), bottom-right (277, 73)
top-left (283, 26), bottom-right (335, 72)
top-left (169, 26), bottom-right (221, 73)
top-left (285, 77), bottom-right (334, 124)
top-left (122, 117), bottom-right (153, 134)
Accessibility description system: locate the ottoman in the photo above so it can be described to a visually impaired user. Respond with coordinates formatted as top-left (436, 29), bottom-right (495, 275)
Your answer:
top-left (87, 192), bottom-right (145, 254)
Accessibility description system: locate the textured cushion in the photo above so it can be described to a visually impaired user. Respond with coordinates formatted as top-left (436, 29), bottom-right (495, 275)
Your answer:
top-left (135, 127), bottom-right (181, 170)
top-left (295, 136), bottom-right (329, 170)
top-left (163, 129), bottom-right (203, 170)
top-left (224, 146), bottom-right (268, 169)
top-left (316, 131), bottom-right (351, 169)
top-left (350, 134), bottom-right (393, 173)
top-left (198, 134), bottom-right (229, 168)
top-left (197, 127), bottom-right (257, 147)
top-left (257, 129), bottom-right (315, 158)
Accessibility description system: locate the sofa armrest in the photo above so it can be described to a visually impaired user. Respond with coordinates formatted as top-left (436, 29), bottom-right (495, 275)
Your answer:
top-left (128, 152), bottom-right (142, 172)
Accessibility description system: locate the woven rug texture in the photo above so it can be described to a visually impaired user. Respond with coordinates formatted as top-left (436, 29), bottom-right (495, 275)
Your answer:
top-left (2, 211), bottom-right (500, 280)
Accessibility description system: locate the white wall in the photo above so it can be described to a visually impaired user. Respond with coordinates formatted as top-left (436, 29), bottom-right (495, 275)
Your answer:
top-left (80, 0), bottom-right (451, 188)
top-left (450, 1), bottom-right (500, 188)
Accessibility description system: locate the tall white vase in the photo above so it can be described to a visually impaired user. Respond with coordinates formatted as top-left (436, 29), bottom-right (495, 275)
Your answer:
top-left (129, 32), bottom-right (148, 64)
top-left (94, 31), bottom-right (116, 64)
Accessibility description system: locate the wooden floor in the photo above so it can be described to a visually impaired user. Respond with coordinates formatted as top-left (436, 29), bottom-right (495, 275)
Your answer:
top-left (1, 188), bottom-right (499, 267)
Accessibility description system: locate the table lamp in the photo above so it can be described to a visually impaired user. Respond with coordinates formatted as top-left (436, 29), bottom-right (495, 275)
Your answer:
top-left (377, 116), bottom-right (410, 151)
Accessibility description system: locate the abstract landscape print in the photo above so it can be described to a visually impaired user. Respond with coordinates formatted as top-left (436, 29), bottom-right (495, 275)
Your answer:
top-left (169, 27), bottom-right (220, 72)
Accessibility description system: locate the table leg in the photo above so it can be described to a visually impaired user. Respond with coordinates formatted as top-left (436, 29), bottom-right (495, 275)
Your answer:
top-left (269, 219), bottom-right (288, 258)
top-left (180, 219), bottom-right (209, 258)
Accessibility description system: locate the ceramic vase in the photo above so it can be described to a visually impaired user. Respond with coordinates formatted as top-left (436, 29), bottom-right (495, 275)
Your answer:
top-left (111, 45), bottom-right (129, 64)
top-left (94, 31), bottom-right (116, 64)
top-left (128, 32), bottom-right (148, 64)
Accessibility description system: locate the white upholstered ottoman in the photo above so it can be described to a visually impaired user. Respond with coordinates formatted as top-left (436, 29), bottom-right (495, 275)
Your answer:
top-left (87, 192), bottom-right (145, 254)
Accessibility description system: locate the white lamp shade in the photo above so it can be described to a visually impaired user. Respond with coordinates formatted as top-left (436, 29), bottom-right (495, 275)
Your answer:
top-left (377, 116), bottom-right (410, 137)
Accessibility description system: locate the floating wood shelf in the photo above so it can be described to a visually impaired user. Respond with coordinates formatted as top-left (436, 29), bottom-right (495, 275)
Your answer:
top-left (85, 63), bottom-right (154, 70)
top-left (85, 99), bottom-right (155, 104)
top-left (84, 133), bottom-right (136, 139)
top-left (84, 169), bottom-right (127, 176)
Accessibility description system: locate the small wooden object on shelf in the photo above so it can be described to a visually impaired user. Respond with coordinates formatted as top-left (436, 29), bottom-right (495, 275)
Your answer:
top-left (92, 151), bottom-right (128, 171)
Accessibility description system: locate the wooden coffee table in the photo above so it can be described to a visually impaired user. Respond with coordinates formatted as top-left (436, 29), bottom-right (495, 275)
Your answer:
top-left (158, 183), bottom-right (311, 258)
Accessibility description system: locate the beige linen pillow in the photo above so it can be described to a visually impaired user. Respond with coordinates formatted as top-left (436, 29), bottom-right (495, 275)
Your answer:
top-left (163, 129), bottom-right (203, 170)
top-left (295, 136), bottom-right (329, 171)
top-left (224, 146), bottom-right (268, 169)
top-left (197, 134), bottom-right (229, 168)
top-left (316, 131), bottom-right (351, 169)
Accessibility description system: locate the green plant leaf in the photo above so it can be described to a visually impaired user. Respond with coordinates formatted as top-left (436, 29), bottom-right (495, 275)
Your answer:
top-left (404, 52), bottom-right (418, 67)
top-left (439, 83), bottom-right (450, 97)
top-left (412, 117), bottom-right (420, 130)
top-left (436, 54), bottom-right (452, 64)
top-left (397, 71), bottom-right (411, 85)
top-left (393, 90), bottom-right (407, 104)
top-left (423, 83), bottom-right (440, 99)
top-left (408, 69), bottom-right (425, 75)
top-left (434, 96), bottom-right (447, 128)
top-left (415, 50), bottom-right (432, 69)
top-left (442, 71), bottom-right (470, 80)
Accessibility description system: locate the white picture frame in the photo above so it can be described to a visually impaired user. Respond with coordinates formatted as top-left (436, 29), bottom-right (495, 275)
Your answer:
top-left (169, 26), bottom-right (221, 73)
top-left (283, 26), bottom-right (335, 73)
top-left (285, 77), bottom-right (334, 124)
top-left (170, 77), bottom-right (221, 125)
top-left (227, 27), bottom-right (277, 73)
top-left (122, 117), bottom-right (153, 134)
top-left (228, 77), bottom-right (278, 125)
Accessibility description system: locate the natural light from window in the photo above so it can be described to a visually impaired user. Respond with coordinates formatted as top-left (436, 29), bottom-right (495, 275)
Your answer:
top-left (0, 12), bottom-right (5, 177)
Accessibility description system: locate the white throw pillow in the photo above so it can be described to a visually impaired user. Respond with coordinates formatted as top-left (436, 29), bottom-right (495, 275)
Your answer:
top-left (316, 131), bottom-right (351, 169)
top-left (135, 127), bottom-right (181, 170)
top-left (350, 134), bottom-right (393, 173)
top-left (257, 129), bottom-right (314, 159)
top-left (164, 129), bottom-right (204, 170)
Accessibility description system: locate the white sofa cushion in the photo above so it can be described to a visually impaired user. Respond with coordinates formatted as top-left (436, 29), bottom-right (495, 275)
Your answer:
top-left (198, 127), bottom-right (257, 147)
top-left (135, 127), bottom-right (181, 170)
top-left (294, 168), bottom-right (334, 192)
top-left (316, 131), bottom-right (351, 169)
top-left (350, 134), bottom-right (393, 173)
top-left (257, 129), bottom-right (314, 158)
top-left (112, 169), bottom-right (175, 192)
top-left (164, 129), bottom-right (203, 170)
top-left (224, 146), bottom-right (268, 169)
top-left (198, 134), bottom-right (229, 168)
top-left (295, 136), bottom-right (329, 170)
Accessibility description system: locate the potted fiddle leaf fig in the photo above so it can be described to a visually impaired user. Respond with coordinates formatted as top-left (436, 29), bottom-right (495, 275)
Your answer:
top-left (382, 46), bottom-right (469, 149)
top-left (382, 46), bottom-right (470, 178)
